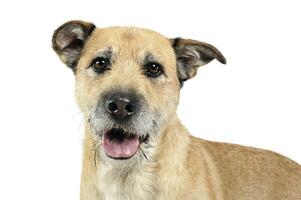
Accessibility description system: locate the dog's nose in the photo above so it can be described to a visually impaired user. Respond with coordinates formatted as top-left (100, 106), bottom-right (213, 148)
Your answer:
top-left (105, 97), bottom-right (136, 120)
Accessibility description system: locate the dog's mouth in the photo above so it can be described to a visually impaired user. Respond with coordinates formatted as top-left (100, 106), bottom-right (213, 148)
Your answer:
top-left (103, 128), bottom-right (149, 159)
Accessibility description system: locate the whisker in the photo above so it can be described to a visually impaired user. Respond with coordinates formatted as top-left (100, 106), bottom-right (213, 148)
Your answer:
top-left (94, 144), bottom-right (101, 169)
top-left (141, 149), bottom-right (148, 160)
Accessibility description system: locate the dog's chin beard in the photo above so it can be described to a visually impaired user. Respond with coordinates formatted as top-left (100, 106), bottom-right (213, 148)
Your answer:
top-left (88, 107), bottom-right (163, 167)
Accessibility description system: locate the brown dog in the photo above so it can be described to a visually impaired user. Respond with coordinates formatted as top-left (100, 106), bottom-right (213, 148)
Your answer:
top-left (52, 20), bottom-right (301, 200)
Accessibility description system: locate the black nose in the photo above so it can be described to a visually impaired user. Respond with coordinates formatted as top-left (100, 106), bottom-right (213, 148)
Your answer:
top-left (105, 95), bottom-right (137, 121)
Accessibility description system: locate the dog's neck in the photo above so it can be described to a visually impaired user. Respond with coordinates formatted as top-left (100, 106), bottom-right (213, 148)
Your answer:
top-left (82, 117), bottom-right (191, 199)
top-left (154, 117), bottom-right (191, 198)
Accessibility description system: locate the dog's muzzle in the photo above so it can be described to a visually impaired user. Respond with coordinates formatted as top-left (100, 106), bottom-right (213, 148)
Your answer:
top-left (92, 90), bottom-right (150, 159)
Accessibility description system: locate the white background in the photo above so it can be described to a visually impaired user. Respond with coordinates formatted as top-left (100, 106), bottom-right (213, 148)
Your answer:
top-left (0, 0), bottom-right (300, 199)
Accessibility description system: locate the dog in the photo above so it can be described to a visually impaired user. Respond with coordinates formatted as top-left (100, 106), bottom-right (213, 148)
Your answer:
top-left (52, 20), bottom-right (301, 200)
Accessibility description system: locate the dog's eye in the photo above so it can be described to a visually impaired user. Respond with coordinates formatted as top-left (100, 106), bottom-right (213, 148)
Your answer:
top-left (144, 62), bottom-right (163, 77)
top-left (91, 57), bottom-right (110, 73)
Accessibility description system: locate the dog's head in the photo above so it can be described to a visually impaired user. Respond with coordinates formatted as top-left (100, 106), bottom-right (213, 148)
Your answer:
top-left (52, 20), bottom-right (226, 167)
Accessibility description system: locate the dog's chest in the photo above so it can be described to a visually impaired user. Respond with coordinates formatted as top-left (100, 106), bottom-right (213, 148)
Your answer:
top-left (97, 166), bottom-right (155, 200)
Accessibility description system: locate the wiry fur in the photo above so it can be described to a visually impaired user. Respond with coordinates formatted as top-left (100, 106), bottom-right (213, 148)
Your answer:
top-left (52, 21), bottom-right (301, 200)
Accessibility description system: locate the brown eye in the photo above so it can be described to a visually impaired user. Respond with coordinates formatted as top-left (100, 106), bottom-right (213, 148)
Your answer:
top-left (91, 57), bottom-right (110, 74)
top-left (144, 62), bottom-right (163, 77)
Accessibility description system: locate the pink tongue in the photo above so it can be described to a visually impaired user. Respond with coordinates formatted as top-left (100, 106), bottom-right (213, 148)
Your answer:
top-left (103, 134), bottom-right (139, 158)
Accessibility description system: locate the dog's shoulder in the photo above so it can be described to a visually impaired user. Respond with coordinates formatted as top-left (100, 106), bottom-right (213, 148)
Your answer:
top-left (198, 138), bottom-right (301, 171)
top-left (191, 136), bottom-right (301, 199)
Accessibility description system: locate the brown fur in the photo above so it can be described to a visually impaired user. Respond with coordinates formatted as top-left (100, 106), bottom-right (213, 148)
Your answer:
top-left (52, 21), bottom-right (301, 200)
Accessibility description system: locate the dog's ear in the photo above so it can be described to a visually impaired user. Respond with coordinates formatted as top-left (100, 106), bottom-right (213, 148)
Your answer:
top-left (171, 38), bottom-right (226, 85)
top-left (52, 20), bottom-right (96, 71)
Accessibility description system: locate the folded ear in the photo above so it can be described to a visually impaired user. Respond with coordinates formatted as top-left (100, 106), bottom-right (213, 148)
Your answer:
top-left (52, 20), bottom-right (96, 71)
top-left (171, 38), bottom-right (226, 85)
